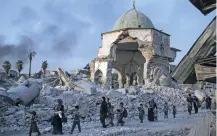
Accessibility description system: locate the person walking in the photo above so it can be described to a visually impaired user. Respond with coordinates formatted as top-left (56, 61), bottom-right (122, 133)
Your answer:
top-left (69, 106), bottom-right (81, 134)
top-left (52, 99), bottom-right (64, 134)
top-left (193, 96), bottom-right (199, 114)
top-left (148, 99), bottom-right (157, 121)
top-left (205, 96), bottom-right (212, 110)
top-left (163, 102), bottom-right (169, 119)
top-left (108, 105), bottom-right (114, 126)
top-left (187, 94), bottom-right (193, 115)
top-left (29, 111), bottom-right (41, 136)
top-left (172, 105), bottom-right (177, 118)
top-left (117, 102), bottom-right (126, 126)
top-left (100, 97), bottom-right (108, 128)
top-left (138, 104), bottom-right (145, 123)
top-left (107, 98), bottom-right (111, 109)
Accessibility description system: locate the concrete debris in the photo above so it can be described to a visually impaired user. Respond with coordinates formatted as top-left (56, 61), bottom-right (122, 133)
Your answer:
top-left (159, 74), bottom-right (171, 86)
top-left (106, 89), bottom-right (126, 97)
top-left (56, 68), bottom-right (77, 90)
top-left (194, 90), bottom-right (205, 101)
top-left (0, 86), bottom-right (6, 92)
top-left (73, 80), bottom-right (97, 95)
top-left (7, 79), bottom-right (42, 106)
top-left (0, 68), bottom-right (215, 135)
top-left (127, 86), bottom-right (141, 95)
top-left (17, 76), bottom-right (26, 84)
top-left (0, 78), bottom-right (18, 90)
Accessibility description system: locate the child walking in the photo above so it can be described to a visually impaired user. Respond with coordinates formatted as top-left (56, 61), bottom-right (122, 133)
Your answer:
top-left (172, 105), bottom-right (177, 118)
top-left (164, 102), bottom-right (169, 119)
top-left (70, 106), bottom-right (81, 134)
top-left (29, 111), bottom-right (41, 136)
top-left (138, 104), bottom-right (145, 123)
top-left (108, 105), bottom-right (114, 126)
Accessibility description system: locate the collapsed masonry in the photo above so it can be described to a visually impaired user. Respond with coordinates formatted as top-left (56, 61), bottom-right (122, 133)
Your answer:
top-left (88, 5), bottom-right (181, 89)
top-left (0, 68), bottom-right (95, 109)
top-left (0, 66), bottom-right (215, 133)
top-left (89, 29), bottom-right (180, 89)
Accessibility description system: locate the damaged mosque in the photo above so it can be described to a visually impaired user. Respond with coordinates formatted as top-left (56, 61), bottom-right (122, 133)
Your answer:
top-left (90, 2), bottom-right (180, 89)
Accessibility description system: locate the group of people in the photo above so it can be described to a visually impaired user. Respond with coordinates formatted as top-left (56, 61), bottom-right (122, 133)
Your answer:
top-left (99, 97), bottom-right (128, 128)
top-left (186, 94), bottom-right (199, 115)
top-left (99, 97), bottom-right (177, 127)
top-left (186, 94), bottom-right (212, 115)
top-left (163, 102), bottom-right (177, 119)
top-left (28, 99), bottom-right (80, 136)
top-left (146, 99), bottom-right (177, 122)
top-left (28, 94), bottom-right (212, 136)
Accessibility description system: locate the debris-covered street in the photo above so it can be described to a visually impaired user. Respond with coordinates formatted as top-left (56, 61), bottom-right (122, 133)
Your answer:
top-left (0, 111), bottom-right (211, 136)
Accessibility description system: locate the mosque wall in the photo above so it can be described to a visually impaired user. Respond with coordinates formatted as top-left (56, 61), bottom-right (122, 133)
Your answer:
top-left (116, 50), bottom-right (146, 65)
top-left (95, 29), bottom-right (177, 87)
top-left (98, 29), bottom-right (153, 57)
top-left (98, 31), bottom-right (123, 57)
top-left (116, 50), bottom-right (145, 85)
top-left (152, 30), bottom-right (170, 58)
top-left (128, 29), bottom-right (152, 42)
top-left (168, 49), bottom-right (177, 61)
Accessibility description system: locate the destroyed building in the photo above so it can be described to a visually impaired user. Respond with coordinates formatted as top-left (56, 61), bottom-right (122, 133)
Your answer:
top-left (172, 0), bottom-right (216, 85)
top-left (189, 0), bottom-right (216, 15)
top-left (90, 2), bottom-right (180, 89)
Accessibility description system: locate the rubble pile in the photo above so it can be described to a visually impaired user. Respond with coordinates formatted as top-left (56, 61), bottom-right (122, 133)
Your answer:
top-left (0, 106), bottom-right (26, 132)
top-left (0, 70), bottom-right (191, 133)
top-left (0, 78), bottom-right (18, 90)
top-left (210, 113), bottom-right (216, 136)
top-left (105, 85), bottom-right (187, 120)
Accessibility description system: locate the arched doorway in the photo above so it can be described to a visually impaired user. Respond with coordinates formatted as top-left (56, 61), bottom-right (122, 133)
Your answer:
top-left (94, 70), bottom-right (103, 85)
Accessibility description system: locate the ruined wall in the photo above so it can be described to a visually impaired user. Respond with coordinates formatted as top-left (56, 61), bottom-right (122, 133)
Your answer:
top-left (114, 50), bottom-right (146, 85)
top-left (98, 31), bottom-right (122, 57)
top-left (98, 29), bottom-right (152, 57)
top-left (95, 28), bottom-right (176, 88)
top-left (94, 61), bottom-right (108, 81)
top-left (128, 29), bottom-right (152, 42)
top-left (168, 49), bottom-right (177, 61)
top-left (152, 29), bottom-right (170, 58)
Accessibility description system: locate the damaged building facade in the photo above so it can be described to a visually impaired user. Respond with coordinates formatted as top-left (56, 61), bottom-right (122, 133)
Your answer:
top-left (172, 0), bottom-right (216, 85)
top-left (90, 3), bottom-right (180, 89)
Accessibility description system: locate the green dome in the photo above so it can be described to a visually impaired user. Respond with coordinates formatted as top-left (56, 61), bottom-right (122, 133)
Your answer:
top-left (112, 8), bottom-right (154, 31)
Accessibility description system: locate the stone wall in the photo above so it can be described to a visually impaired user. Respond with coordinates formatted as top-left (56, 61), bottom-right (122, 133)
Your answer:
top-left (99, 29), bottom-right (152, 57)
top-left (93, 28), bottom-right (177, 88)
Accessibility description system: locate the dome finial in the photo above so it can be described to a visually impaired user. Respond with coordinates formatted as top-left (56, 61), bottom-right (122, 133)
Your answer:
top-left (133, 0), bottom-right (135, 9)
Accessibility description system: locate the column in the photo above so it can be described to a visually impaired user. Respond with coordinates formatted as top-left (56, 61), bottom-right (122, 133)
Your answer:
top-left (104, 59), bottom-right (113, 90)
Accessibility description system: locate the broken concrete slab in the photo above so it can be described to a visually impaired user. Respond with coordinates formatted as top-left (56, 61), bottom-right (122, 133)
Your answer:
top-left (7, 79), bottom-right (42, 106)
top-left (56, 68), bottom-right (75, 90)
top-left (159, 74), bottom-right (171, 86)
top-left (17, 76), bottom-right (26, 84)
top-left (106, 88), bottom-right (126, 97)
top-left (127, 86), bottom-right (141, 95)
top-left (73, 80), bottom-right (97, 95)
top-left (194, 90), bottom-right (205, 101)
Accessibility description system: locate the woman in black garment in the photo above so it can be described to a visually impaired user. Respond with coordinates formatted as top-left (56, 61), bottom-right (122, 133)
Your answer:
top-left (148, 99), bottom-right (157, 121)
top-left (52, 99), bottom-right (64, 135)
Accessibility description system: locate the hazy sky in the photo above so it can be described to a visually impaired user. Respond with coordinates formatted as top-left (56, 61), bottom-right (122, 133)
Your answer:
top-left (0, 0), bottom-right (215, 73)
